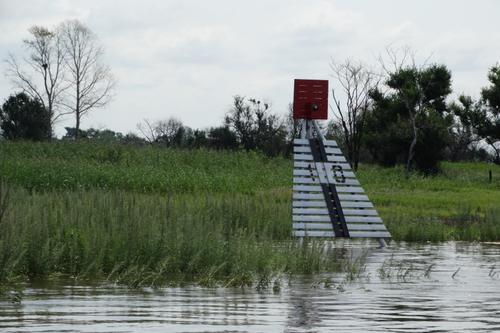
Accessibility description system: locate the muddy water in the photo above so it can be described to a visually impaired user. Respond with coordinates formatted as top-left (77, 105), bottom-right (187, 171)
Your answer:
top-left (1, 242), bottom-right (500, 332)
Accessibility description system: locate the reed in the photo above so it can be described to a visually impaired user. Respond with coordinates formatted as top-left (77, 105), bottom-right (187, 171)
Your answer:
top-left (0, 141), bottom-right (290, 193)
top-left (0, 185), bottom-right (354, 289)
top-left (0, 141), bottom-right (499, 290)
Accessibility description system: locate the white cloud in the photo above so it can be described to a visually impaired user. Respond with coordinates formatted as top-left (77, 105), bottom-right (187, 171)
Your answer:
top-left (1, 0), bottom-right (500, 136)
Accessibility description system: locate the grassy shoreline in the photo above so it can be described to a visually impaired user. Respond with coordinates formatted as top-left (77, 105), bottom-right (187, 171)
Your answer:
top-left (0, 185), bottom-right (359, 290)
top-left (0, 141), bottom-right (499, 289)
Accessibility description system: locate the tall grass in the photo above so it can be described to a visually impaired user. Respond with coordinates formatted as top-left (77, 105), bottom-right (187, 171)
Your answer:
top-left (0, 141), bottom-right (290, 193)
top-left (357, 163), bottom-right (500, 241)
top-left (0, 141), bottom-right (500, 290)
top-left (0, 184), bottom-right (353, 289)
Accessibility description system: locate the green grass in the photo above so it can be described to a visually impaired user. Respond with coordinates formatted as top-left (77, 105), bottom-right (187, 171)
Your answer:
top-left (0, 183), bottom-right (356, 291)
top-left (356, 163), bottom-right (500, 241)
top-left (0, 141), bottom-right (290, 193)
top-left (0, 141), bottom-right (499, 290)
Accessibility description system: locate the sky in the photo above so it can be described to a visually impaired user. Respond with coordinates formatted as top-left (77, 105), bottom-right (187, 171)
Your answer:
top-left (1, 0), bottom-right (499, 137)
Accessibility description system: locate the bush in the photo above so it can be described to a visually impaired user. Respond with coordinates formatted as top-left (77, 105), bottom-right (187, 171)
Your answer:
top-left (0, 93), bottom-right (51, 140)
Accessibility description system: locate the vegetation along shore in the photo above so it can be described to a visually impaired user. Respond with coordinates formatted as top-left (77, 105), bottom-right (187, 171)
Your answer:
top-left (0, 141), bottom-right (499, 291)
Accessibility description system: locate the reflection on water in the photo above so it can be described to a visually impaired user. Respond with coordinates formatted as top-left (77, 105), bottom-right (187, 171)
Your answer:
top-left (1, 242), bottom-right (500, 332)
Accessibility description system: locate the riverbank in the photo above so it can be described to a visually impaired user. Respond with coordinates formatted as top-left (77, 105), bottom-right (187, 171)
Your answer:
top-left (0, 141), bottom-right (499, 289)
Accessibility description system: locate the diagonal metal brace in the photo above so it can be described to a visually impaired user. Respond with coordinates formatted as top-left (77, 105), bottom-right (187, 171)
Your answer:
top-left (308, 138), bottom-right (350, 238)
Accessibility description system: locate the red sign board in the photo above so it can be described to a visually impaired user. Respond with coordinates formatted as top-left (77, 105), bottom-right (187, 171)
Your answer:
top-left (293, 79), bottom-right (329, 119)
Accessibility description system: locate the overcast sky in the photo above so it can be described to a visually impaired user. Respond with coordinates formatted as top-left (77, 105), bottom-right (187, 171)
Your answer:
top-left (1, 0), bottom-right (499, 136)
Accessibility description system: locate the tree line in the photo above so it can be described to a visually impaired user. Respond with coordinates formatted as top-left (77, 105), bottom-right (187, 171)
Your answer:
top-left (1, 24), bottom-right (499, 174)
top-left (329, 48), bottom-right (500, 174)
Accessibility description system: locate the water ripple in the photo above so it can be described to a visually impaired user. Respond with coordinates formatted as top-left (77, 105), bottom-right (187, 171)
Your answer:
top-left (1, 242), bottom-right (499, 332)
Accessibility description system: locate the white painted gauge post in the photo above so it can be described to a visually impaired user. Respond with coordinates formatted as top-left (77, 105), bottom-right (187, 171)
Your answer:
top-left (291, 79), bottom-right (390, 247)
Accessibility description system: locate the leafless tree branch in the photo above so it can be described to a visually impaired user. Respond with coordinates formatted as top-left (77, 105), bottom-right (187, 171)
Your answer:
top-left (4, 25), bottom-right (68, 134)
top-left (329, 58), bottom-right (378, 170)
top-left (59, 20), bottom-right (116, 139)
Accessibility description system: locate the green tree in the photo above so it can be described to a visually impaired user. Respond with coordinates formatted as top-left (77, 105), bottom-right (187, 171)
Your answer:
top-left (0, 92), bottom-right (51, 140)
top-left (121, 132), bottom-right (146, 145)
top-left (62, 127), bottom-right (125, 143)
top-left (363, 90), bottom-right (412, 167)
top-left (480, 65), bottom-right (500, 163)
top-left (225, 96), bottom-right (287, 156)
top-left (364, 64), bottom-right (453, 174)
top-left (451, 66), bottom-right (500, 164)
top-left (62, 127), bottom-right (88, 140)
top-left (449, 95), bottom-right (485, 161)
top-left (207, 126), bottom-right (238, 150)
top-left (190, 129), bottom-right (208, 148)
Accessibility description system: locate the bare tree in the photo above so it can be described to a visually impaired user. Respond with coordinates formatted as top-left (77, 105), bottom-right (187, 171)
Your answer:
top-left (378, 45), bottom-right (418, 76)
top-left (330, 59), bottom-right (378, 170)
top-left (59, 20), bottom-right (115, 139)
top-left (136, 119), bottom-right (158, 143)
top-left (136, 117), bottom-right (184, 145)
top-left (154, 118), bottom-right (184, 145)
top-left (5, 25), bottom-right (68, 135)
top-left (378, 46), bottom-right (421, 175)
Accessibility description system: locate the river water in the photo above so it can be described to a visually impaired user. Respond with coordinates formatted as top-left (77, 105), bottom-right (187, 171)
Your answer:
top-left (1, 242), bottom-right (500, 332)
